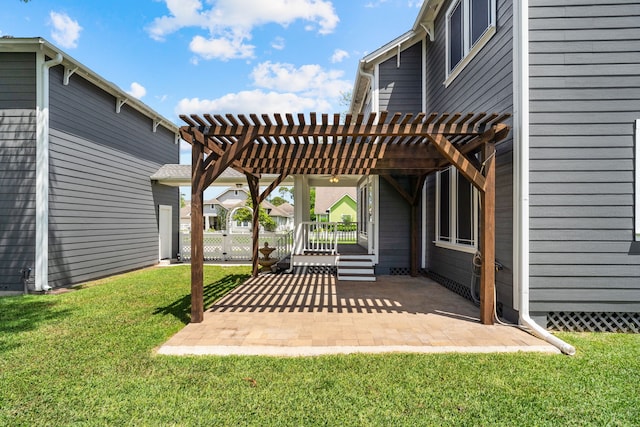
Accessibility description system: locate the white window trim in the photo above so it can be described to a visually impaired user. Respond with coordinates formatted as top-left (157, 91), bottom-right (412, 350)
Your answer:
top-left (635, 119), bottom-right (640, 241)
top-left (444, 0), bottom-right (497, 87)
top-left (434, 167), bottom-right (479, 253)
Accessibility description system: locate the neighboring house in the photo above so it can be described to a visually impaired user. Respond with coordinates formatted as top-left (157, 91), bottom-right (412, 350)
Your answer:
top-left (315, 187), bottom-right (357, 223)
top-left (178, 187), bottom-right (294, 232)
top-left (350, 1), bottom-right (640, 331)
top-left (0, 38), bottom-right (179, 294)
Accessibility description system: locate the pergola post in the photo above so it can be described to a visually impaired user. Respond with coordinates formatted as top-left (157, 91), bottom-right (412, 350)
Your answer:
top-left (190, 142), bottom-right (205, 323)
top-left (246, 173), bottom-right (261, 277)
top-left (480, 143), bottom-right (496, 325)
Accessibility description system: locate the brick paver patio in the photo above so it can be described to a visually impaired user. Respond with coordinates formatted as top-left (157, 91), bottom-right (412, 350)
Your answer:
top-left (158, 274), bottom-right (559, 356)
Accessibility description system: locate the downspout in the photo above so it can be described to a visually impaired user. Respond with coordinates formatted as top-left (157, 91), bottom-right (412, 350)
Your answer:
top-left (514, 0), bottom-right (575, 355)
top-left (358, 62), bottom-right (379, 263)
top-left (358, 61), bottom-right (377, 114)
top-left (35, 51), bottom-right (63, 292)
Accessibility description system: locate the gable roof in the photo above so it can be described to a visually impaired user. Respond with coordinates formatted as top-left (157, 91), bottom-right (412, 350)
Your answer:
top-left (350, 0), bottom-right (446, 114)
top-left (0, 37), bottom-right (178, 135)
top-left (314, 187), bottom-right (357, 214)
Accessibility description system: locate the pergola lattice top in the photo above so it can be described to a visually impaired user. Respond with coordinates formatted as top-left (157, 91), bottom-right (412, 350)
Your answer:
top-left (182, 110), bottom-right (510, 325)
top-left (179, 111), bottom-right (510, 179)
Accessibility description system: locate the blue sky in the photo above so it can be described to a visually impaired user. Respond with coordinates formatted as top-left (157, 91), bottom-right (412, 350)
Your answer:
top-left (2, 0), bottom-right (422, 196)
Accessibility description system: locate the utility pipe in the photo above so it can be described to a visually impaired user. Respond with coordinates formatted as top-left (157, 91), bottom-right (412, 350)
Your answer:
top-left (514, 0), bottom-right (575, 355)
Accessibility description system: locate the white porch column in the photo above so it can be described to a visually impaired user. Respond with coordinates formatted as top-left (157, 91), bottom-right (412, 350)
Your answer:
top-left (293, 175), bottom-right (310, 224)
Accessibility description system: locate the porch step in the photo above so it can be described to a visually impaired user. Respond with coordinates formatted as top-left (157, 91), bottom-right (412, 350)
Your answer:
top-left (337, 255), bottom-right (376, 282)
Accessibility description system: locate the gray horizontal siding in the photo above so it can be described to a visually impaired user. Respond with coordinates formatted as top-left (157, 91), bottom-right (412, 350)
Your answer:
top-left (0, 52), bottom-right (36, 291)
top-left (47, 64), bottom-right (179, 288)
top-left (49, 65), bottom-right (176, 165)
top-left (378, 42), bottom-right (423, 114)
top-left (0, 110), bottom-right (36, 291)
top-left (0, 53), bottom-right (36, 109)
top-left (375, 177), bottom-right (412, 274)
top-left (425, 0), bottom-right (515, 318)
top-left (529, 0), bottom-right (640, 314)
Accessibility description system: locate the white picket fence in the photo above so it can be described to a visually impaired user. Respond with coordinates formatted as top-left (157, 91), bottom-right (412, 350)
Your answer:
top-left (179, 232), bottom-right (289, 262)
top-left (178, 223), bottom-right (356, 262)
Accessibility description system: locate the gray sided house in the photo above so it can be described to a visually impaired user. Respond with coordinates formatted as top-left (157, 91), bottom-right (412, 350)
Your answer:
top-left (351, 0), bottom-right (640, 332)
top-left (0, 38), bottom-right (179, 294)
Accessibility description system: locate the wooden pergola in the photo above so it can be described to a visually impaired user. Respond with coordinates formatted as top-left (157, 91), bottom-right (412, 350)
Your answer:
top-left (179, 111), bottom-right (510, 325)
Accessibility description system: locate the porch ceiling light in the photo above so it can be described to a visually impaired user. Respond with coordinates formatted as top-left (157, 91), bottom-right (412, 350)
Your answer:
top-left (329, 175), bottom-right (339, 183)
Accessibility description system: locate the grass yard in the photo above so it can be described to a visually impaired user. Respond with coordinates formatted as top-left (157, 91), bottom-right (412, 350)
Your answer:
top-left (1, 265), bottom-right (639, 426)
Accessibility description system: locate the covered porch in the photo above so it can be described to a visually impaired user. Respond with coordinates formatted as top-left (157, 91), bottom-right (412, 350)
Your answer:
top-left (180, 111), bottom-right (510, 325)
top-left (158, 274), bottom-right (558, 355)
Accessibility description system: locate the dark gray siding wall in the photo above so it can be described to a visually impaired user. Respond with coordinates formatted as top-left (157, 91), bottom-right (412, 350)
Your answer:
top-left (0, 53), bottom-right (36, 292)
top-left (47, 64), bottom-right (179, 287)
top-left (376, 177), bottom-right (412, 274)
top-left (378, 42), bottom-right (423, 114)
top-left (374, 43), bottom-right (422, 274)
top-left (425, 0), bottom-right (515, 318)
top-left (528, 0), bottom-right (640, 315)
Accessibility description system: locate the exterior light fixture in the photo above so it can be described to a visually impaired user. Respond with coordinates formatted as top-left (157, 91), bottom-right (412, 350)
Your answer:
top-left (329, 175), bottom-right (339, 183)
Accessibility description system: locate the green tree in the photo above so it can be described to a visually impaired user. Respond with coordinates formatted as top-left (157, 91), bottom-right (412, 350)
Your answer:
top-left (268, 196), bottom-right (287, 206)
top-left (278, 186), bottom-right (294, 201)
top-left (180, 193), bottom-right (186, 208)
top-left (309, 187), bottom-right (316, 221)
top-left (232, 199), bottom-right (277, 232)
top-left (339, 90), bottom-right (352, 122)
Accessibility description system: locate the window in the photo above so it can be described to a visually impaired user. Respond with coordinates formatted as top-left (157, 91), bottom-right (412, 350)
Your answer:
top-left (446, 0), bottom-right (496, 84)
top-left (435, 167), bottom-right (478, 252)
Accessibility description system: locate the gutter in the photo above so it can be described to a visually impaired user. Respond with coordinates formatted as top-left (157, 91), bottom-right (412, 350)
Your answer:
top-left (35, 51), bottom-right (63, 292)
top-left (513, 0), bottom-right (575, 355)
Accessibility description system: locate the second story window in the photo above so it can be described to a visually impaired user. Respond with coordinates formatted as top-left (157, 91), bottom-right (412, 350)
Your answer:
top-left (446, 0), bottom-right (496, 84)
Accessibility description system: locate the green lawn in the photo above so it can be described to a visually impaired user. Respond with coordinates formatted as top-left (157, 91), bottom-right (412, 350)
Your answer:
top-left (1, 265), bottom-right (638, 426)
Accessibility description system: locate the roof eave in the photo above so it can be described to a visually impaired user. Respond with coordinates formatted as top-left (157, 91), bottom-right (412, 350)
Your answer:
top-left (0, 37), bottom-right (178, 135)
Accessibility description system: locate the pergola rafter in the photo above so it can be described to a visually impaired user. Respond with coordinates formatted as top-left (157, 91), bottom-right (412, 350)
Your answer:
top-left (180, 111), bottom-right (510, 325)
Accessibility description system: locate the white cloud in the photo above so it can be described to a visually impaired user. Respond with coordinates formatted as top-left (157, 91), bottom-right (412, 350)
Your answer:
top-left (251, 61), bottom-right (351, 98)
top-left (189, 35), bottom-right (254, 61)
top-left (126, 82), bottom-right (147, 99)
top-left (176, 91), bottom-right (331, 116)
top-left (330, 48), bottom-right (349, 63)
top-left (49, 11), bottom-right (82, 48)
top-left (175, 60), bottom-right (350, 117)
top-left (271, 36), bottom-right (285, 50)
top-left (408, 0), bottom-right (424, 7)
top-left (365, 0), bottom-right (388, 8)
top-left (148, 0), bottom-right (339, 60)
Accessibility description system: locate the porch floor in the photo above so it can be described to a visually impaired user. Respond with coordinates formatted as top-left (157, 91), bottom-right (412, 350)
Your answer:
top-left (158, 274), bottom-right (559, 356)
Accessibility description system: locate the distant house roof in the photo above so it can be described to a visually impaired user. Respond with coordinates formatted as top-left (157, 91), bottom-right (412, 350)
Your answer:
top-left (314, 187), bottom-right (357, 214)
top-left (262, 200), bottom-right (294, 218)
top-left (182, 191), bottom-right (293, 219)
top-left (0, 37), bottom-right (178, 135)
top-left (277, 202), bottom-right (294, 216)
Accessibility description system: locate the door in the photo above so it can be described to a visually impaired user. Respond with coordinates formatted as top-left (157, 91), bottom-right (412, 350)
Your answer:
top-left (159, 205), bottom-right (172, 260)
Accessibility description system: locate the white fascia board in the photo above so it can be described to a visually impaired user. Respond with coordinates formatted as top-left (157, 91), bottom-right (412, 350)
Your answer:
top-left (0, 38), bottom-right (178, 134)
top-left (361, 30), bottom-right (421, 65)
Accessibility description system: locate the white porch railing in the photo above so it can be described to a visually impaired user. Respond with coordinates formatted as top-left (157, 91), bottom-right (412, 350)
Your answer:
top-left (292, 222), bottom-right (359, 254)
top-left (179, 231), bottom-right (288, 262)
